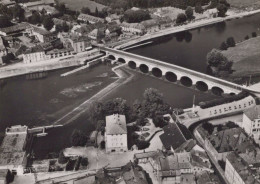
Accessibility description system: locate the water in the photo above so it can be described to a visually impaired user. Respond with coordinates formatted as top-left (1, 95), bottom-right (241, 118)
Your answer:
top-left (129, 13), bottom-right (260, 73)
top-left (1, 14), bottom-right (260, 158)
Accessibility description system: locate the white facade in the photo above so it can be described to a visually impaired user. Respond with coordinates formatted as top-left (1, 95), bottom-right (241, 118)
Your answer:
top-left (242, 106), bottom-right (260, 145)
top-left (105, 114), bottom-right (128, 153)
top-left (225, 157), bottom-right (245, 184)
top-left (23, 51), bottom-right (46, 64)
top-left (105, 133), bottom-right (127, 153)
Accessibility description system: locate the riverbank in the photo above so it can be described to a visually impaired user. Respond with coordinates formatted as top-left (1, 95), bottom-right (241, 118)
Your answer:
top-left (114, 9), bottom-right (260, 50)
top-left (0, 50), bottom-right (102, 80)
top-left (221, 36), bottom-right (260, 78)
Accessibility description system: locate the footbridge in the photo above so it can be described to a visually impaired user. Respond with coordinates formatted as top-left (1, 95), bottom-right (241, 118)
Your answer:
top-left (99, 46), bottom-right (260, 95)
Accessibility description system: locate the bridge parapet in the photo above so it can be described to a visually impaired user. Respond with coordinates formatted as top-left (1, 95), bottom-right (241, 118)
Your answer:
top-left (102, 47), bottom-right (258, 95)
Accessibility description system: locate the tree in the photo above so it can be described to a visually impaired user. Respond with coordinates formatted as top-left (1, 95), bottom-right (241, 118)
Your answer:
top-left (185, 6), bottom-right (194, 20)
top-left (43, 16), bottom-right (54, 31)
top-left (95, 7), bottom-right (99, 16)
top-left (245, 35), bottom-right (249, 40)
top-left (136, 117), bottom-right (146, 126)
top-left (206, 48), bottom-right (229, 67)
top-left (219, 41), bottom-right (228, 50)
top-left (55, 2), bottom-right (66, 15)
top-left (123, 9), bottom-right (150, 23)
top-left (226, 37), bottom-right (235, 47)
top-left (217, 3), bottom-right (228, 17)
top-left (176, 13), bottom-right (187, 24)
top-left (81, 157), bottom-right (89, 166)
top-left (195, 3), bottom-right (203, 14)
top-left (96, 120), bottom-right (105, 132)
top-left (202, 122), bottom-right (214, 135)
top-left (0, 15), bottom-right (12, 28)
top-left (135, 140), bottom-right (150, 150)
top-left (29, 11), bottom-right (42, 25)
top-left (153, 114), bottom-right (166, 128)
top-left (252, 32), bottom-right (257, 37)
top-left (58, 150), bottom-right (68, 164)
top-left (71, 129), bottom-right (88, 147)
top-left (143, 88), bottom-right (163, 104)
top-left (81, 7), bottom-right (91, 14)
top-left (11, 4), bottom-right (25, 21)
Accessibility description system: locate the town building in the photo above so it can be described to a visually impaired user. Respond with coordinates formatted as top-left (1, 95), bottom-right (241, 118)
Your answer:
top-left (0, 126), bottom-right (29, 175)
top-left (77, 13), bottom-right (105, 24)
top-left (88, 28), bottom-right (105, 42)
top-left (0, 169), bottom-right (10, 184)
top-left (68, 35), bottom-right (90, 53)
top-left (0, 23), bottom-right (31, 37)
top-left (22, 45), bottom-right (46, 63)
top-left (225, 152), bottom-right (260, 184)
top-left (21, 0), bottom-right (55, 9)
top-left (120, 22), bottom-right (145, 35)
top-left (25, 26), bottom-right (57, 43)
top-left (155, 153), bottom-right (193, 184)
top-left (159, 122), bottom-right (189, 152)
top-left (105, 114), bottom-right (127, 153)
top-left (242, 105), bottom-right (260, 145)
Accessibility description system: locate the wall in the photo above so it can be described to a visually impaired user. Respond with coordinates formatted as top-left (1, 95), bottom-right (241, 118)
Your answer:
top-left (105, 133), bottom-right (127, 153)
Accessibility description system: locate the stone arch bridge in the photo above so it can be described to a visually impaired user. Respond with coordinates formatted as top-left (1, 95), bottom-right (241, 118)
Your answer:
top-left (98, 46), bottom-right (260, 96)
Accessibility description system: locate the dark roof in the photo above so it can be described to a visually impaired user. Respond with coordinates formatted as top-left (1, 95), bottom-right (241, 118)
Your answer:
top-left (122, 162), bottom-right (148, 184)
top-left (24, 45), bottom-right (44, 54)
top-left (0, 23), bottom-right (31, 35)
top-left (244, 105), bottom-right (260, 121)
top-left (175, 139), bottom-right (196, 153)
top-left (159, 123), bottom-right (187, 150)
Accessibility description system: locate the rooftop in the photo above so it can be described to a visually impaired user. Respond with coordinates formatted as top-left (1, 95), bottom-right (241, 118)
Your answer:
top-left (106, 114), bottom-right (127, 135)
top-left (159, 153), bottom-right (191, 172)
top-left (0, 133), bottom-right (27, 153)
top-left (32, 26), bottom-right (52, 36)
top-left (0, 152), bottom-right (26, 166)
top-left (159, 122), bottom-right (187, 150)
top-left (134, 151), bottom-right (158, 159)
top-left (78, 13), bottom-right (104, 23)
top-left (122, 162), bottom-right (148, 184)
top-left (226, 152), bottom-right (260, 184)
top-left (0, 23), bottom-right (31, 35)
top-left (24, 45), bottom-right (44, 54)
top-left (244, 105), bottom-right (260, 121)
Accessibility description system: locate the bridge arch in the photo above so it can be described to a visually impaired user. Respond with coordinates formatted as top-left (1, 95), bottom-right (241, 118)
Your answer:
top-left (152, 67), bottom-right (162, 78)
top-left (128, 61), bottom-right (136, 69)
top-left (165, 72), bottom-right (177, 82)
top-left (211, 86), bottom-right (224, 96)
top-left (108, 55), bottom-right (116, 60)
top-left (118, 58), bottom-right (126, 63)
top-left (139, 64), bottom-right (149, 73)
top-left (196, 81), bottom-right (209, 92)
top-left (180, 76), bottom-right (193, 87)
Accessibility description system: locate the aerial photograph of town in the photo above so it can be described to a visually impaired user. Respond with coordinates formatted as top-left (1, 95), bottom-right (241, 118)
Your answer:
top-left (0, 0), bottom-right (260, 183)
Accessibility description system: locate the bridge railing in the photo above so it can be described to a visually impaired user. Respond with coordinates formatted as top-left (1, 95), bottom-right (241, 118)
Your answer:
top-left (100, 46), bottom-right (260, 94)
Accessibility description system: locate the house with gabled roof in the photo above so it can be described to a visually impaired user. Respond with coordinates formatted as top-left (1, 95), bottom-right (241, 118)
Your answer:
top-left (105, 114), bottom-right (128, 153)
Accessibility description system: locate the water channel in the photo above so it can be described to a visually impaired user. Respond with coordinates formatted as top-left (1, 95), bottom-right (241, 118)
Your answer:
top-left (1, 13), bottom-right (260, 158)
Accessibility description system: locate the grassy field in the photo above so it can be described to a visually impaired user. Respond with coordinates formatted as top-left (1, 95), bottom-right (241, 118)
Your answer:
top-left (58, 0), bottom-right (106, 12)
top-left (222, 36), bottom-right (260, 77)
top-left (227, 0), bottom-right (260, 9)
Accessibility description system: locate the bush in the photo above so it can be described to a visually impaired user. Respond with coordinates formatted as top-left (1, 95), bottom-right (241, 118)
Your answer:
top-left (206, 49), bottom-right (229, 67)
top-left (176, 13), bottom-right (187, 24)
top-left (58, 150), bottom-right (68, 164)
top-left (136, 140), bottom-right (150, 150)
top-left (217, 3), bottom-right (228, 17)
top-left (202, 122), bottom-right (214, 135)
top-left (71, 129), bottom-right (88, 147)
top-left (245, 35), bottom-right (249, 40)
top-left (185, 6), bottom-right (194, 20)
top-left (226, 37), bottom-right (236, 47)
top-left (81, 157), bottom-right (89, 166)
top-left (252, 32), bottom-right (257, 37)
top-left (219, 42), bottom-right (228, 50)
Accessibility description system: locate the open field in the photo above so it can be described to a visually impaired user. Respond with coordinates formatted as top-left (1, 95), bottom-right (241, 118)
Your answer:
top-left (57, 0), bottom-right (106, 12)
top-left (222, 36), bottom-right (260, 77)
top-left (227, 0), bottom-right (260, 9)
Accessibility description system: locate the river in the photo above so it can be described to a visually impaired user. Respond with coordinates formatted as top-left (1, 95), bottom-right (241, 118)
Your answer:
top-left (1, 13), bottom-right (260, 158)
